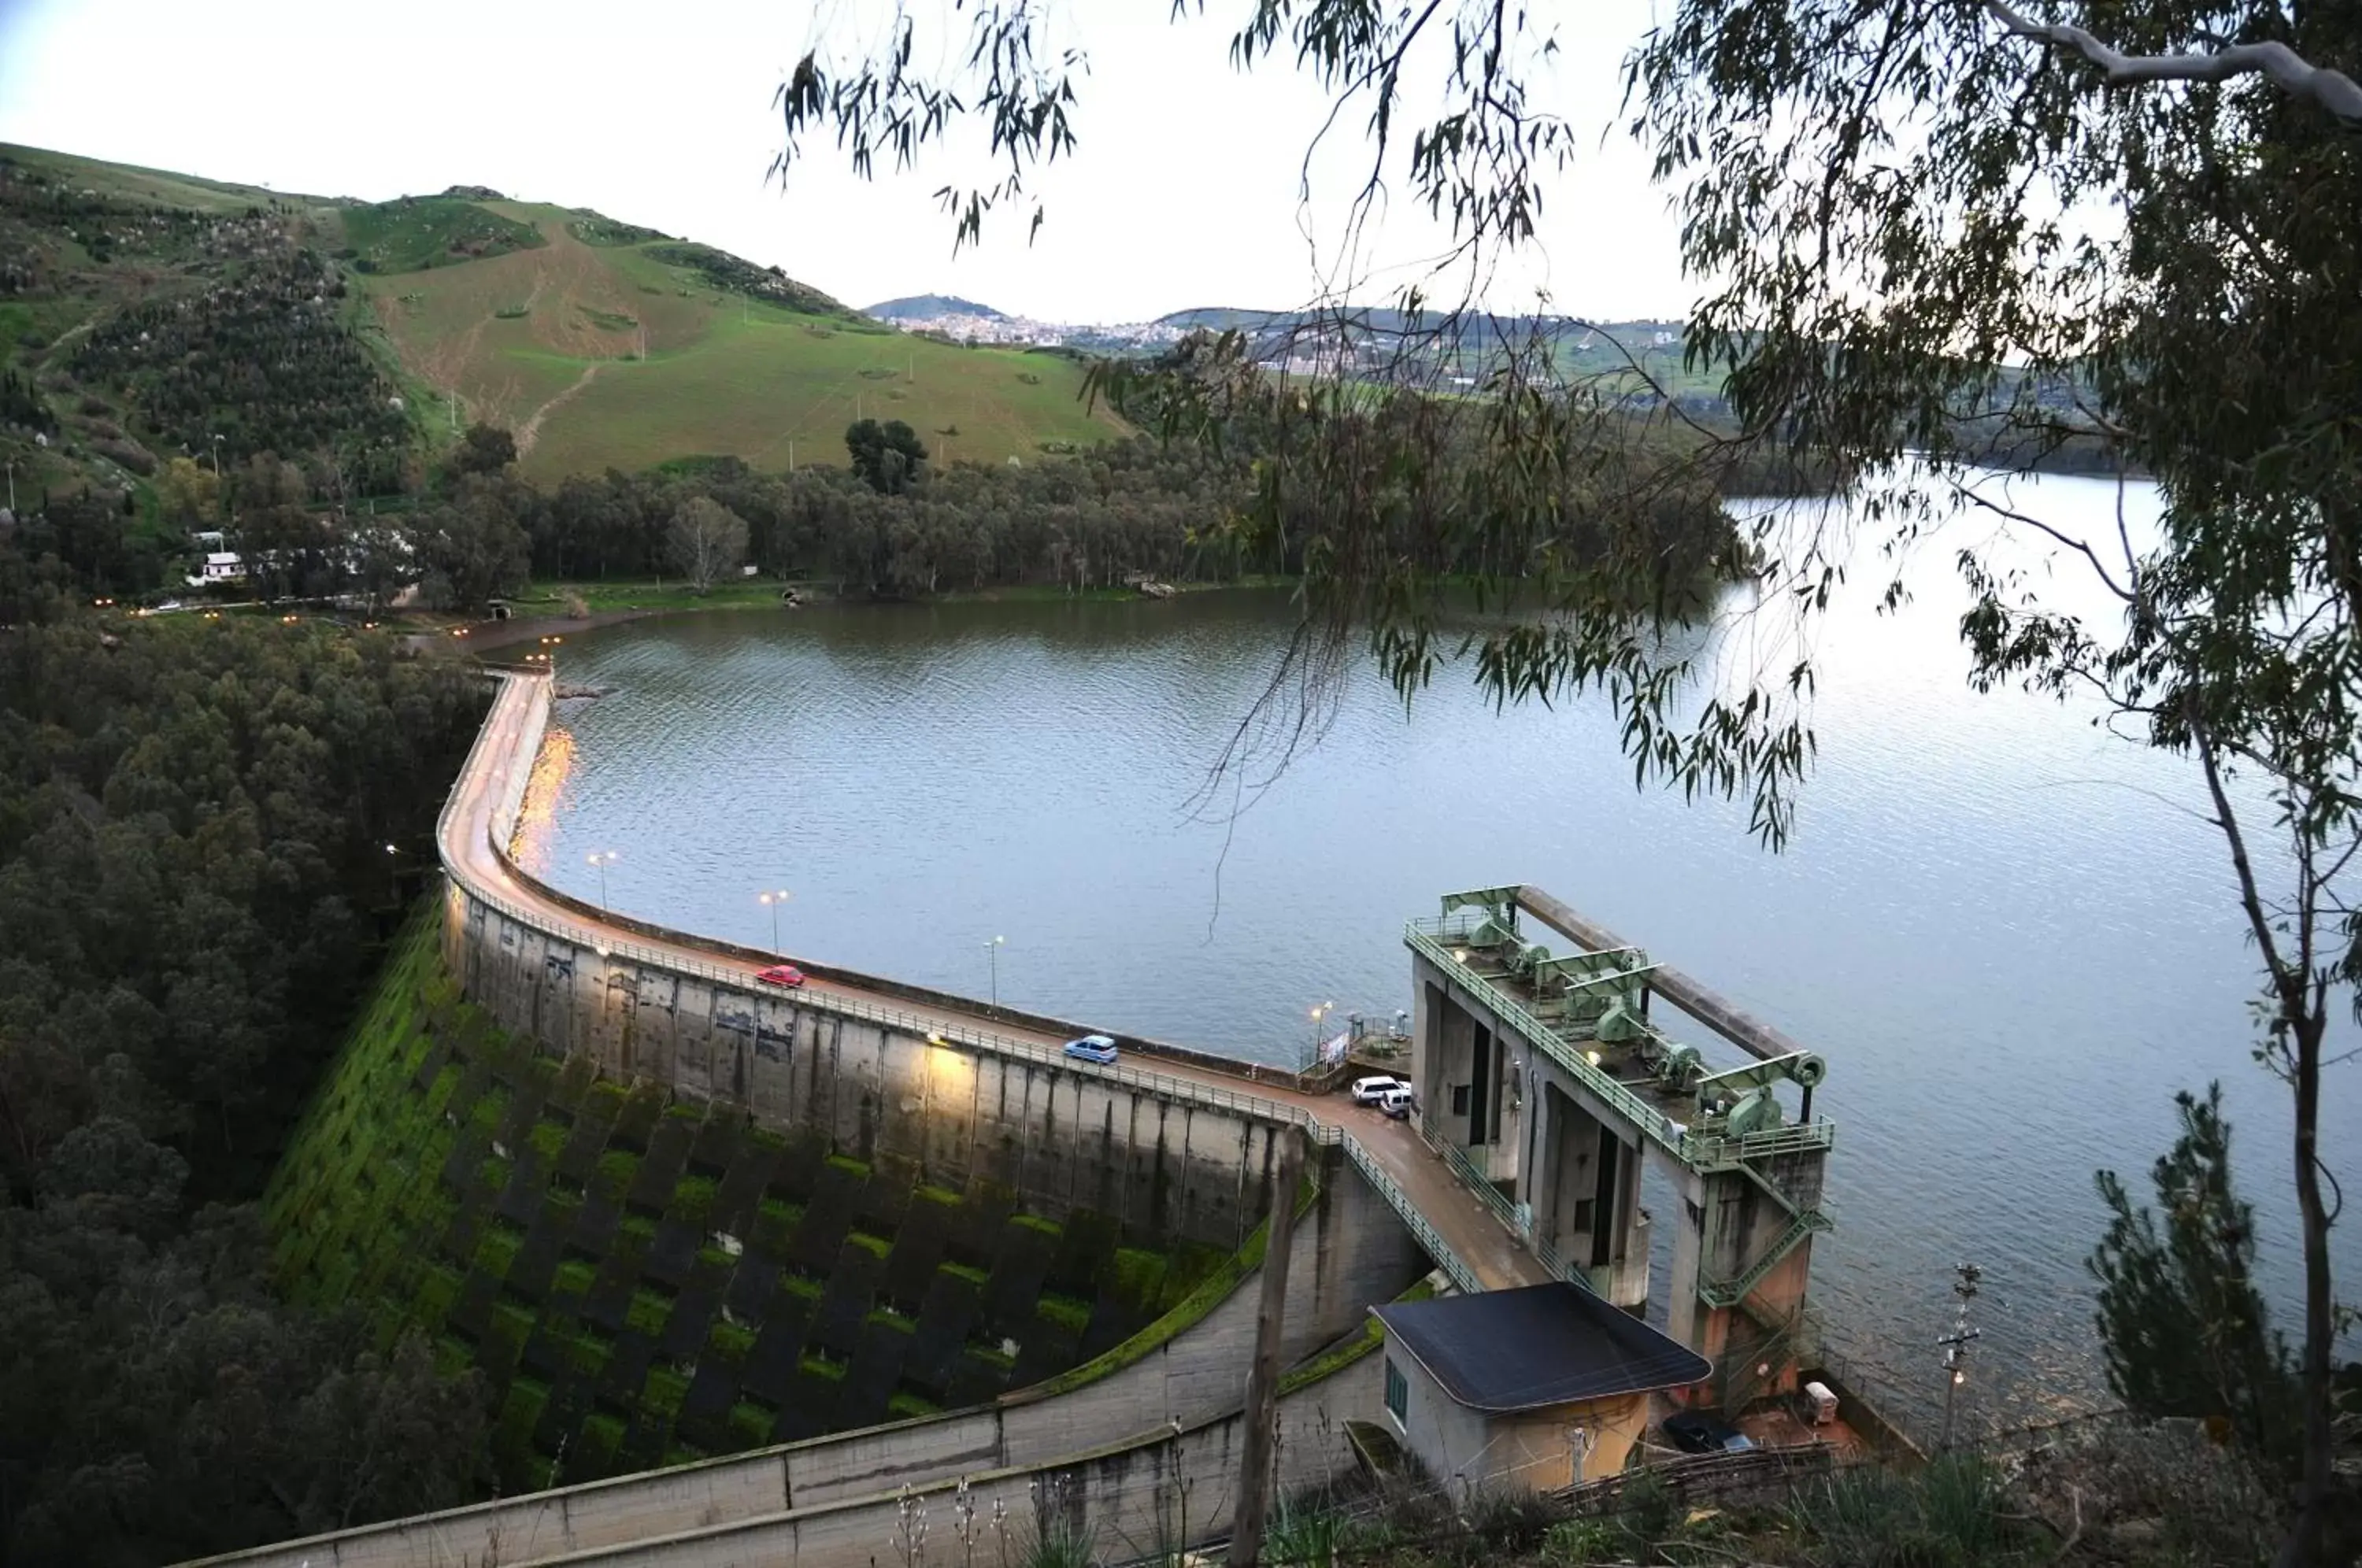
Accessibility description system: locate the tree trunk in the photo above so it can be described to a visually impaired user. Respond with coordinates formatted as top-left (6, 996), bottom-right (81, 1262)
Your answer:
top-left (2279, 1008), bottom-right (2334, 1568)
top-left (1228, 1127), bottom-right (1303, 1568)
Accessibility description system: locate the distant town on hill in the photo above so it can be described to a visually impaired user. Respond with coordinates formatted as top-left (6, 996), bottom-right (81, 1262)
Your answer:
top-left (862, 293), bottom-right (1710, 400)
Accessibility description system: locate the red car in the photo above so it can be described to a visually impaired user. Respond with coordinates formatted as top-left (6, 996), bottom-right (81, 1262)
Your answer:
top-left (755, 963), bottom-right (805, 988)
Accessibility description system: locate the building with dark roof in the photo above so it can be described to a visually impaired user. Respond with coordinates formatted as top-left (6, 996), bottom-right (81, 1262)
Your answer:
top-left (1372, 1282), bottom-right (1711, 1493)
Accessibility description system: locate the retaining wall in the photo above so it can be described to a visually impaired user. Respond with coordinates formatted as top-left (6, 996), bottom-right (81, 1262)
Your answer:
top-left (197, 1354), bottom-right (1380, 1568)
top-left (450, 889), bottom-right (1292, 1248)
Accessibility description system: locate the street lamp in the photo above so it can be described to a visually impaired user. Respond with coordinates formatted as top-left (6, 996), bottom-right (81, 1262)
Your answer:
top-left (758, 889), bottom-right (790, 952)
top-left (586, 849), bottom-right (618, 912)
top-left (540, 634), bottom-right (563, 676)
top-left (1309, 1000), bottom-right (1333, 1065)
top-left (985, 935), bottom-right (1005, 1007)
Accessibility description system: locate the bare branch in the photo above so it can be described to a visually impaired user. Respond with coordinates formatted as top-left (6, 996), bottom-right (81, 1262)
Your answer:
top-left (1985, 2), bottom-right (2362, 127)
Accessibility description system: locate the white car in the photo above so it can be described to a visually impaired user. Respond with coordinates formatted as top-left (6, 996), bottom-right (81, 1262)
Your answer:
top-left (1350, 1074), bottom-right (1408, 1105)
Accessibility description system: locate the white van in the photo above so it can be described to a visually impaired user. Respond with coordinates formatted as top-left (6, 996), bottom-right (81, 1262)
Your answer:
top-left (1351, 1074), bottom-right (1406, 1105)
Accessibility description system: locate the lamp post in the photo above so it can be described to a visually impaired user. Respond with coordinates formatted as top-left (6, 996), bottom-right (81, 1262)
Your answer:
top-left (1309, 1000), bottom-right (1333, 1067)
top-left (383, 841), bottom-right (402, 905)
top-left (985, 935), bottom-right (1005, 1007)
top-left (758, 889), bottom-right (790, 952)
top-left (1936, 1261), bottom-right (1983, 1452)
top-left (540, 634), bottom-right (562, 677)
top-left (586, 850), bottom-right (618, 912)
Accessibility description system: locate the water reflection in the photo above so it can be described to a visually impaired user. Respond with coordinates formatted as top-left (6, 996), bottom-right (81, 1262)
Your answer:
top-left (527, 470), bottom-right (2356, 1437)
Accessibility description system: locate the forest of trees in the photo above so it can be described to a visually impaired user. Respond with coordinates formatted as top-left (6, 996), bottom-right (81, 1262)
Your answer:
top-left (0, 608), bottom-right (492, 1562)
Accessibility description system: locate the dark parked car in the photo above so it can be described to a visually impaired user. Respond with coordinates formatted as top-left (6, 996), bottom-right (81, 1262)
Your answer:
top-left (1662, 1410), bottom-right (1755, 1455)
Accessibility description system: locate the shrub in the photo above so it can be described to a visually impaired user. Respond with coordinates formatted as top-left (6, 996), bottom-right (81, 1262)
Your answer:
top-left (595, 1149), bottom-right (640, 1198)
top-left (625, 1287), bottom-right (672, 1337)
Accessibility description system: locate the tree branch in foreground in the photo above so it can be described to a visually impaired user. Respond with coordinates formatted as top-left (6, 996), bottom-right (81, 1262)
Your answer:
top-left (1985, 1), bottom-right (2362, 126)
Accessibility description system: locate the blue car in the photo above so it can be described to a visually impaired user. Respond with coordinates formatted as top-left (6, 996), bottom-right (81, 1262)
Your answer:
top-left (1062, 1034), bottom-right (1120, 1065)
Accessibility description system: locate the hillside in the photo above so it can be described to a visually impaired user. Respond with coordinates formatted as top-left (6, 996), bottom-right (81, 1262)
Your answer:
top-left (269, 916), bottom-right (1224, 1491)
top-left (0, 142), bottom-right (1127, 503)
top-left (865, 293), bottom-right (1007, 321)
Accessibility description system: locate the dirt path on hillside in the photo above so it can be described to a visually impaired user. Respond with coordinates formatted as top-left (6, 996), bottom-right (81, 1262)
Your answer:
top-left (514, 361), bottom-right (602, 457)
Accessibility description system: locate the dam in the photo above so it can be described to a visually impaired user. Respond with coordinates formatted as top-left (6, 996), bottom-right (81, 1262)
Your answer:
top-left (194, 668), bottom-right (1845, 1568)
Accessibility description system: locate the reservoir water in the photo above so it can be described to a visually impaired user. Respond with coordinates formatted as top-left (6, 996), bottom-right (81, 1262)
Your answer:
top-left (524, 472), bottom-right (2360, 1436)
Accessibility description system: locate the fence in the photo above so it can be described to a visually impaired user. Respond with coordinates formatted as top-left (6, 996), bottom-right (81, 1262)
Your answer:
top-left (1553, 1440), bottom-right (1846, 1515)
top-left (1338, 1138), bottom-right (1482, 1296)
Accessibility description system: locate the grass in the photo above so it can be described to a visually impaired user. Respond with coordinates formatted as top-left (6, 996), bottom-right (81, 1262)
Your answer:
top-left (1036, 1292), bottom-right (1093, 1334)
top-left (709, 1318), bottom-right (757, 1362)
top-left (594, 1148), bottom-right (640, 1197)
top-left (552, 1258), bottom-right (598, 1297)
top-left (846, 1230), bottom-right (892, 1260)
top-left (347, 207), bottom-right (1125, 480)
top-left (727, 1401), bottom-right (775, 1447)
top-left (626, 1287), bottom-right (674, 1337)
top-left (670, 1173), bottom-right (719, 1226)
top-left (339, 197), bottom-right (545, 274)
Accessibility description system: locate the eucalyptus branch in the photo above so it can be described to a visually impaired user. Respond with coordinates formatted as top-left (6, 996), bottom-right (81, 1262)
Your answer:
top-left (2190, 707), bottom-right (2299, 1008)
top-left (1983, 2), bottom-right (2362, 127)
top-left (1946, 478), bottom-right (2134, 602)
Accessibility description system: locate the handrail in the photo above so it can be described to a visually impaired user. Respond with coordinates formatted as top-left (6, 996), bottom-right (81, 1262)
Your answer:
top-left (465, 850), bottom-right (1333, 1134)
top-left (1408, 926), bottom-right (1695, 1160)
top-left (443, 672), bottom-right (1341, 1137)
top-left (1405, 926), bottom-right (1837, 1170)
top-left (1339, 1138), bottom-right (1481, 1296)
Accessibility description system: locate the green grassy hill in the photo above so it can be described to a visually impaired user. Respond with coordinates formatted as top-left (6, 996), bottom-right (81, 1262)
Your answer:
top-left (0, 142), bottom-right (1126, 505)
top-left (355, 202), bottom-right (1122, 476)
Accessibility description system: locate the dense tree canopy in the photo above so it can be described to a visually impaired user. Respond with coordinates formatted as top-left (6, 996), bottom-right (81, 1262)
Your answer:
top-left (0, 607), bottom-right (491, 1562)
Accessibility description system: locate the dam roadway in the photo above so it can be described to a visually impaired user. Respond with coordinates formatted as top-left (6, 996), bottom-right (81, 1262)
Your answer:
top-left (444, 668), bottom-right (1550, 1295)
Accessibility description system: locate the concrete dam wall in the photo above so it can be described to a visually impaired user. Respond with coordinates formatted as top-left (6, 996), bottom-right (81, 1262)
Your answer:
top-left (180, 668), bottom-right (1434, 1568)
top-left (450, 889), bottom-right (1301, 1250)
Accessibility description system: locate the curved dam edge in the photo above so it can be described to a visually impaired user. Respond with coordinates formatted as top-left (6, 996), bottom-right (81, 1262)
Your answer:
top-left (175, 669), bottom-right (1435, 1568)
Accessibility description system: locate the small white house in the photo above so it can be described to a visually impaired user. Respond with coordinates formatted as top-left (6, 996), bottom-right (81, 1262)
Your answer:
top-left (184, 551), bottom-right (246, 588)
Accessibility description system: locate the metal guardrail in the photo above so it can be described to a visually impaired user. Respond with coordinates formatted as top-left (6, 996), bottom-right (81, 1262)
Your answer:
top-left (1407, 925), bottom-right (1695, 1159)
top-left (1700, 1206), bottom-right (1834, 1309)
top-left (1339, 1137), bottom-right (1482, 1296)
top-left (1405, 924), bottom-right (1837, 1169)
top-left (464, 856), bottom-right (1337, 1134)
top-left (1688, 1122), bottom-right (1837, 1167)
top-left (440, 674), bottom-right (1353, 1140)
top-left (1434, 1133), bottom-right (1520, 1233)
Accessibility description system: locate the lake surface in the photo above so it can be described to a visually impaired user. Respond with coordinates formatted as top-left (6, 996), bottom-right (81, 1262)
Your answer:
top-left (524, 472), bottom-right (2359, 1437)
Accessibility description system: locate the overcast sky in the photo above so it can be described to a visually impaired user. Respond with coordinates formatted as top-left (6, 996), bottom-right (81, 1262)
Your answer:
top-left (0, 0), bottom-right (1689, 324)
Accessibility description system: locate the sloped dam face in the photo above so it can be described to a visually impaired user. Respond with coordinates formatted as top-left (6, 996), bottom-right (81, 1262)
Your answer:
top-left (265, 919), bottom-right (1262, 1491)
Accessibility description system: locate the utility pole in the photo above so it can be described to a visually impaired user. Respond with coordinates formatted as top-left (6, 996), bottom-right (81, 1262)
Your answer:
top-left (1228, 1126), bottom-right (1304, 1568)
top-left (1936, 1262), bottom-right (1983, 1452)
top-left (5, 459), bottom-right (13, 516)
